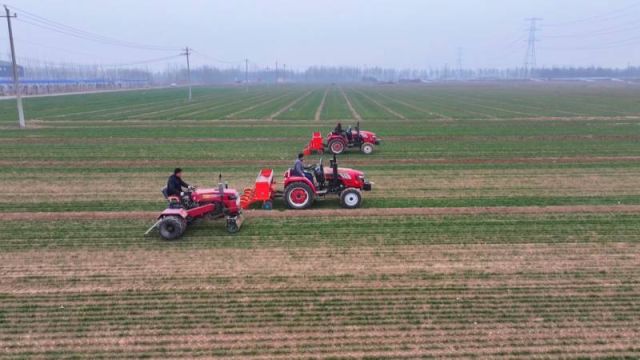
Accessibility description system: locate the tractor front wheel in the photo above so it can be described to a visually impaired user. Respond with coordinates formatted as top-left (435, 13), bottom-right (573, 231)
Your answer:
top-left (158, 216), bottom-right (186, 240)
top-left (285, 182), bottom-right (314, 209)
top-left (361, 143), bottom-right (374, 155)
top-left (340, 188), bottom-right (362, 209)
top-left (328, 139), bottom-right (345, 155)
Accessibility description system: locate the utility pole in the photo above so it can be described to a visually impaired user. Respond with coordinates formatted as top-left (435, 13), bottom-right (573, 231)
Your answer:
top-left (181, 46), bottom-right (192, 101)
top-left (524, 18), bottom-right (542, 78)
top-left (275, 61), bottom-right (278, 84)
top-left (244, 58), bottom-right (248, 92)
top-left (2, 5), bottom-right (25, 128)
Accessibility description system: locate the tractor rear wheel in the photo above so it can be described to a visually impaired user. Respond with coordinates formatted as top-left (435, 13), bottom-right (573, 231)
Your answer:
top-left (285, 182), bottom-right (314, 209)
top-left (361, 143), bottom-right (374, 155)
top-left (158, 216), bottom-right (186, 240)
top-left (340, 188), bottom-right (362, 209)
top-left (328, 139), bottom-right (345, 155)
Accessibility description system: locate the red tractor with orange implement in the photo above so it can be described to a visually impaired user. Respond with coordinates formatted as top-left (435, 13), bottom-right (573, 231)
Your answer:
top-left (241, 155), bottom-right (372, 210)
top-left (146, 176), bottom-right (244, 240)
top-left (303, 122), bottom-right (381, 156)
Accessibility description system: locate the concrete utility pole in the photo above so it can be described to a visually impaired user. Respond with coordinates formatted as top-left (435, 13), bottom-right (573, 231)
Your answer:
top-left (181, 46), bottom-right (192, 101)
top-left (524, 18), bottom-right (542, 78)
top-left (2, 5), bottom-right (25, 128)
top-left (244, 58), bottom-right (248, 92)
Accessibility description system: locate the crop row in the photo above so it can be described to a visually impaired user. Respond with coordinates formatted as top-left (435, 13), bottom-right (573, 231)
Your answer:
top-left (0, 213), bottom-right (639, 249)
top-left (4, 84), bottom-right (640, 122)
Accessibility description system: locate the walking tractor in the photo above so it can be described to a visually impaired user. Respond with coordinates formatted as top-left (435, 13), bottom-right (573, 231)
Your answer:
top-left (241, 155), bottom-right (373, 210)
top-left (146, 176), bottom-right (244, 240)
top-left (303, 122), bottom-right (381, 156)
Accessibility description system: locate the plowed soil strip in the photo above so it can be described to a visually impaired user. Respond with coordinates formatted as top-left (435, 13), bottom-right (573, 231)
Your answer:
top-left (3, 156), bottom-right (640, 168)
top-left (4, 134), bottom-right (639, 145)
top-left (5, 205), bottom-right (640, 221)
top-left (224, 91), bottom-right (292, 119)
top-left (314, 87), bottom-right (329, 121)
top-left (267, 91), bottom-right (312, 120)
top-left (339, 87), bottom-right (362, 121)
top-left (354, 90), bottom-right (406, 119)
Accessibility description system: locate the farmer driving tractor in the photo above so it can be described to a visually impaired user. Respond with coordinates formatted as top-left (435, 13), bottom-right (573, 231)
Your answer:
top-left (292, 153), bottom-right (315, 183)
top-left (165, 167), bottom-right (191, 198)
top-left (334, 122), bottom-right (352, 141)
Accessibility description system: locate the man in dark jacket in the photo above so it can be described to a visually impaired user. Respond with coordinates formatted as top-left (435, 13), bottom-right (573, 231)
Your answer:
top-left (293, 153), bottom-right (314, 183)
top-left (333, 122), bottom-right (343, 135)
top-left (166, 168), bottom-right (190, 197)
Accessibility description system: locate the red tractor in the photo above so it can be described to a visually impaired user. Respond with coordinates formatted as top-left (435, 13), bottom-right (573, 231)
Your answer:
top-left (303, 122), bottom-right (381, 156)
top-left (146, 177), bottom-right (244, 240)
top-left (241, 155), bottom-right (372, 210)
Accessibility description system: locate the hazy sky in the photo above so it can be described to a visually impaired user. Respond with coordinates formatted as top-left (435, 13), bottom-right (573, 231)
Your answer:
top-left (2, 0), bottom-right (639, 70)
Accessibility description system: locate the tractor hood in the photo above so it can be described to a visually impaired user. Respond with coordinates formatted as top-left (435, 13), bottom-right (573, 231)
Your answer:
top-left (336, 167), bottom-right (364, 179)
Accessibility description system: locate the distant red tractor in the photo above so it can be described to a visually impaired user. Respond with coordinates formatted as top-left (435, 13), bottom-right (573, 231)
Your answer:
top-left (241, 155), bottom-right (373, 210)
top-left (303, 122), bottom-right (381, 156)
top-left (146, 177), bottom-right (244, 240)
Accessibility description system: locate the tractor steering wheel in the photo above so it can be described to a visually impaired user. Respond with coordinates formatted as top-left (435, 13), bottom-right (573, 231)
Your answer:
top-left (314, 157), bottom-right (324, 176)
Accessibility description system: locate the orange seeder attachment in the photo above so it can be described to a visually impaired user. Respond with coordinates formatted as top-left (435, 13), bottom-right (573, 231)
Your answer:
top-left (240, 168), bottom-right (276, 209)
top-left (303, 131), bottom-right (324, 156)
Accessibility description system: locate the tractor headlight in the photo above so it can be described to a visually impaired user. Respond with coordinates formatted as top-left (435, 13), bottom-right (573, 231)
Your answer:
top-left (358, 174), bottom-right (365, 182)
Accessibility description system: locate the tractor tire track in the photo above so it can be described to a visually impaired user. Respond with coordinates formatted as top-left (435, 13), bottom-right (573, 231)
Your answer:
top-left (3, 156), bottom-right (640, 169)
top-left (5, 134), bottom-right (640, 145)
top-left (339, 87), bottom-right (362, 121)
top-left (224, 91), bottom-right (293, 119)
top-left (353, 90), bottom-right (406, 119)
top-left (267, 91), bottom-right (313, 120)
top-left (314, 87), bottom-right (329, 121)
top-left (372, 90), bottom-right (452, 120)
top-left (6, 205), bottom-right (640, 221)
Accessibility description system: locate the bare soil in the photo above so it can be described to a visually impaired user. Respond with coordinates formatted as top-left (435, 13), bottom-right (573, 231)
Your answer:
top-left (4, 204), bottom-right (640, 221)
top-left (339, 86), bottom-right (362, 121)
top-left (314, 87), bottom-right (329, 121)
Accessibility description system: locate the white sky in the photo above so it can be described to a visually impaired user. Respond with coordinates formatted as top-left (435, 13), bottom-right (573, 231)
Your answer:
top-left (2, 0), bottom-right (640, 70)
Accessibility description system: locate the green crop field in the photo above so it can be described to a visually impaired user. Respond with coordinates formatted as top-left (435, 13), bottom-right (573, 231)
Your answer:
top-left (0, 83), bottom-right (639, 358)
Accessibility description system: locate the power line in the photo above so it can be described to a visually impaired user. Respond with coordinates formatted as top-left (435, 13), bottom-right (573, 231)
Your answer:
top-left (545, 1), bottom-right (640, 27)
top-left (545, 20), bottom-right (640, 39)
top-left (7, 4), bottom-right (180, 51)
top-left (190, 49), bottom-right (243, 64)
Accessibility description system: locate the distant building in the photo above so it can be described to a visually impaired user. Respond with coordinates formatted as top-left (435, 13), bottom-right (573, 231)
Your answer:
top-left (0, 60), bottom-right (24, 78)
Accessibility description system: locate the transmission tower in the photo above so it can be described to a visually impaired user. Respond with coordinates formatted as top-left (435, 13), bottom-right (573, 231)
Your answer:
top-left (456, 47), bottom-right (463, 80)
top-left (523, 18), bottom-right (542, 77)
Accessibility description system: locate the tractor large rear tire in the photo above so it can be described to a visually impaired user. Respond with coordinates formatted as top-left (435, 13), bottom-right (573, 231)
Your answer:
top-left (328, 139), bottom-right (346, 155)
top-left (284, 182), bottom-right (314, 210)
top-left (158, 216), bottom-right (186, 240)
top-left (340, 188), bottom-right (362, 209)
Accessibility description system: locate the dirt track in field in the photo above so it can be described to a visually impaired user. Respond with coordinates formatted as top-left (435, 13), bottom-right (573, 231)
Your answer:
top-left (314, 87), bottom-right (329, 121)
top-left (2, 134), bottom-right (640, 145)
top-left (2, 155), bottom-right (640, 168)
top-left (5, 205), bottom-right (640, 221)
top-left (339, 86), bottom-right (363, 121)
